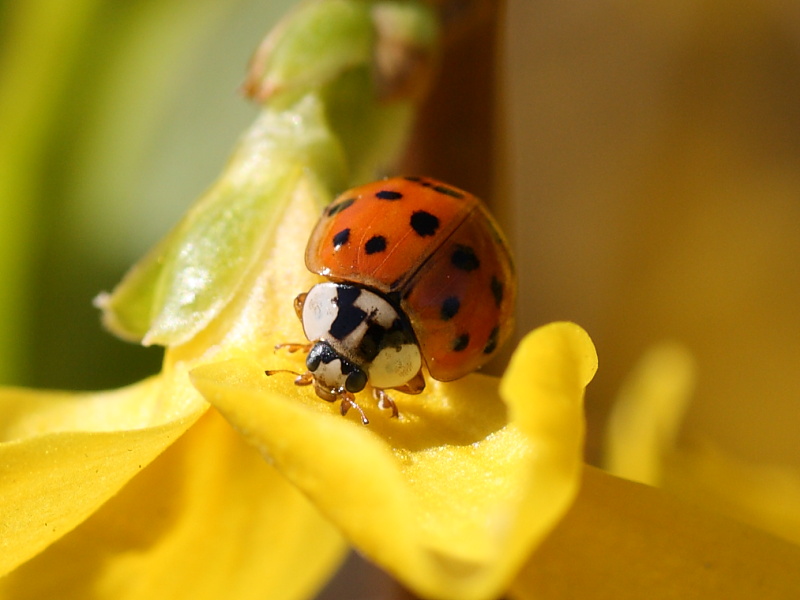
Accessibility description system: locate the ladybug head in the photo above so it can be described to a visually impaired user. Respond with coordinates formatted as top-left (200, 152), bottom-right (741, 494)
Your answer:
top-left (305, 341), bottom-right (368, 400)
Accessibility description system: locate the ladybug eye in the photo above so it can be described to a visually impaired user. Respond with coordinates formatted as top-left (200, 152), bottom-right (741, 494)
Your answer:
top-left (306, 352), bottom-right (320, 371)
top-left (345, 369), bottom-right (367, 393)
top-left (306, 344), bottom-right (324, 371)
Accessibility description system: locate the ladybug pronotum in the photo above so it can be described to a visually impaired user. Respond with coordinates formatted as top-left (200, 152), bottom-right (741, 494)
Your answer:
top-left (267, 176), bottom-right (516, 423)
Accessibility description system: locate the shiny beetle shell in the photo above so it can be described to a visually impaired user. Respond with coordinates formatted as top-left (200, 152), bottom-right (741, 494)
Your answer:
top-left (305, 176), bottom-right (516, 381)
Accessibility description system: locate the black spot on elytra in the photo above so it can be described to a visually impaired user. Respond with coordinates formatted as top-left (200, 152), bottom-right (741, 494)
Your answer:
top-left (410, 210), bottom-right (440, 237)
top-left (330, 287), bottom-right (367, 340)
top-left (452, 333), bottom-right (470, 352)
top-left (484, 326), bottom-right (499, 354)
top-left (332, 228), bottom-right (350, 249)
top-left (365, 235), bottom-right (387, 254)
top-left (326, 197), bottom-right (355, 217)
top-left (376, 190), bottom-right (403, 201)
top-left (404, 176), bottom-right (423, 182)
top-left (432, 185), bottom-right (464, 199)
top-left (440, 296), bottom-right (460, 321)
top-left (451, 245), bottom-right (480, 272)
top-left (490, 276), bottom-right (503, 307)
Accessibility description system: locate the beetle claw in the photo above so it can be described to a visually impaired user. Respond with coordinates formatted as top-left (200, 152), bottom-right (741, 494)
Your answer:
top-left (373, 388), bottom-right (399, 419)
top-left (340, 392), bottom-right (369, 425)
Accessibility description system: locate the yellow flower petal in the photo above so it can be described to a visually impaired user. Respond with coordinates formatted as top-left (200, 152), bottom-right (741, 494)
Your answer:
top-left (511, 466), bottom-right (800, 599)
top-left (665, 441), bottom-right (800, 545)
top-left (604, 342), bottom-right (696, 485)
top-left (0, 408), bottom-right (345, 600)
top-left (604, 343), bottom-right (800, 545)
top-left (0, 372), bottom-right (207, 576)
top-left (190, 322), bottom-right (596, 600)
top-left (498, 321), bottom-right (596, 564)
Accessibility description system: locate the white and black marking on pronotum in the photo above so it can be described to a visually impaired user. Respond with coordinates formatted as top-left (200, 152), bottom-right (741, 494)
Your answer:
top-left (328, 285), bottom-right (368, 340)
top-left (357, 317), bottom-right (410, 363)
top-left (328, 284), bottom-right (418, 368)
top-left (300, 282), bottom-right (422, 392)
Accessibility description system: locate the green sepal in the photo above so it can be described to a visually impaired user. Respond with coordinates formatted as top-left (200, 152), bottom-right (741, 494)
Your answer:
top-left (245, 0), bottom-right (439, 105)
top-left (245, 0), bottom-right (374, 101)
top-left (96, 94), bottom-right (347, 346)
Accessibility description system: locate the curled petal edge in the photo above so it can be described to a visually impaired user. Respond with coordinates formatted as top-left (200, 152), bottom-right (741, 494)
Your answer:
top-left (190, 321), bottom-right (596, 600)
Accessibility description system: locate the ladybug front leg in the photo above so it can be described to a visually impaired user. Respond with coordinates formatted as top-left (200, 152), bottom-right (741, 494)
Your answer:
top-left (339, 392), bottom-right (370, 425)
top-left (391, 369), bottom-right (426, 395)
top-left (372, 388), bottom-right (399, 419)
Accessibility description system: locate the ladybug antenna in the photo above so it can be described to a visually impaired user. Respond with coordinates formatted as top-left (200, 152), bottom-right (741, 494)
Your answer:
top-left (264, 368), bottom-right (304, 377)
top-left (264, 369), bottom-right (314, 387)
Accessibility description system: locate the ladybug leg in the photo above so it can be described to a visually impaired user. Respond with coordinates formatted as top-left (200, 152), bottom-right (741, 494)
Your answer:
top-left (293, 292), bottom-right (307, 321)
top-left (372, 388), bottom-right (399, 419)
top-left (274, 342), bottom-right (313, 353)
top-left (339, 392), bottom-right (370, 425)
top-left (391, 370), bottom-right (426, 395)
top-left (264, 369), bottom-right (314, 387)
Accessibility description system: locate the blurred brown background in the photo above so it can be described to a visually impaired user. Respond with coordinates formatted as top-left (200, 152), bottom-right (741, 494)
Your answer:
top-left (503, 1), bottom-right (800, 466)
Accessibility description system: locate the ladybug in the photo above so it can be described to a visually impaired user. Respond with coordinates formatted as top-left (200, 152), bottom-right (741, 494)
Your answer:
top-left (267, 176), bottom-right (516, 423)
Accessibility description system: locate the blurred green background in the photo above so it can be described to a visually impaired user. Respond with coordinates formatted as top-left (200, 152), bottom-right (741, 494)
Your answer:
top-left (0, 0), bottom-right (293, 390)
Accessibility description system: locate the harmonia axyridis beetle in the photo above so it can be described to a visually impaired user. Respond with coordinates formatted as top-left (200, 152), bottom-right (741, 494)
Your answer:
top-left (266, 176), bottom-right (516, 424)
